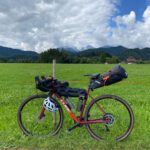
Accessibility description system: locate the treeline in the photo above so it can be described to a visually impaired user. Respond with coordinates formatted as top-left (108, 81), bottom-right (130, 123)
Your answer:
top-left (0, 58), bottom-right (37, 63)
top-left (39, 48), bottom-right (120, 64)
top-left (0, 55), bottom-right (38, 63)
top-left (0, 48), bottom-right (121, 63)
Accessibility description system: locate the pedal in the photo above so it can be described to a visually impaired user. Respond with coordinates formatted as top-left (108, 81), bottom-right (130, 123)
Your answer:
top-left (67, 123), bottom-right (80, 132)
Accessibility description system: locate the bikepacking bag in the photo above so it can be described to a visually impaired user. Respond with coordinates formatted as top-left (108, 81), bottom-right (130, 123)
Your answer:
top-left (35, 76), bottom-right (53, 92)
top-left (56, 87), bottom-right (87, 98)
top-left (35, 76), bottom-right (69, 92)
top-left (89, 65), bottom-right (128, 90)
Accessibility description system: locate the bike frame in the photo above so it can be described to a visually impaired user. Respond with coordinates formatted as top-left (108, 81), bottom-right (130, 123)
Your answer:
top-left (53, 88), bottom-right (107, 125)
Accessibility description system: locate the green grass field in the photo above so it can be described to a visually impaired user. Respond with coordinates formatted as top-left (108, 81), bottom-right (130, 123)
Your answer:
top-left (0, 63), bottom-right (150, 150)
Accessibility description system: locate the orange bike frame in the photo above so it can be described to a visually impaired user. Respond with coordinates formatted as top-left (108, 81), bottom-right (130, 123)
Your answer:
top-left (54, 88), bottom-right (106, 125)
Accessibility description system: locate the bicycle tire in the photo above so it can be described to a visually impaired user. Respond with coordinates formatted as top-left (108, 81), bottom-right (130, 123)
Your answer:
top-left (85, 95), bottom-right (134, 142)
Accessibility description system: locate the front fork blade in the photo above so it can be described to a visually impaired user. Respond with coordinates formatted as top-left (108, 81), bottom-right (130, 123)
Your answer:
top-left (38, 107), bottom-right (46, 120)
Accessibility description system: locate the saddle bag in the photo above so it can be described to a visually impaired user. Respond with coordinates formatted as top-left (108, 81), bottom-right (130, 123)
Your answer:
top-left (89, 65), bottom-right (128, 90)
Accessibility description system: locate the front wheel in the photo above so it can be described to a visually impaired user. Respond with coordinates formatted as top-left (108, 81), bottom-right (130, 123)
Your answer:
top-left (17, 94), bottom-right (63, 137)
top-left (85, 95), bottom-right (134, 142)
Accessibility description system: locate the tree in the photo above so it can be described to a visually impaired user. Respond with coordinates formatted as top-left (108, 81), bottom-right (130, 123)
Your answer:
top-left (106, 56), bottom-right (120, 64)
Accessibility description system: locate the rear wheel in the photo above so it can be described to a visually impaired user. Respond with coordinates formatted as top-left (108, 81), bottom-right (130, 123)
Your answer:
top-left (17, 94), bottom-right (63, 137)
top-left (85, 95), bottom-right (134, 141)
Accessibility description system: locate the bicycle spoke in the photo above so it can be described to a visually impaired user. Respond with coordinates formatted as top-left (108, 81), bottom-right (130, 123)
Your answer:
top-left (95, 102), bottom-right (106, 115)
top-left (32, 122), bottom-right (39, 134)
top-left (90, 95), bottom-right (106, 114)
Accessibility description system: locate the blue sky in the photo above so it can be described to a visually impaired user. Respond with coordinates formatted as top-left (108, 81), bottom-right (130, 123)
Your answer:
top-left (118, 0), bottom-right (148, 21)
top-left (0, 0), bottom-right (150, 52)
top-left (110, 0), bottom-right (148, 28)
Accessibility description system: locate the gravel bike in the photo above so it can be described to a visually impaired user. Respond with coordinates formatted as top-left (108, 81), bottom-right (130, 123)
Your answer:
top-left (17, 66), bottom-right (134, 141)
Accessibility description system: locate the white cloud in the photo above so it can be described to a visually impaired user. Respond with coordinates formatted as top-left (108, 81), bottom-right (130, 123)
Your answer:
top-left (115, 11), bottom-right (136, 26)
top-left (0, 0), bottom-right (150, 52)
top-left (0, 0), bottom-right (118, 52)
top-left (110, 6), bottom-right (150, 48)
top-left (143, 6), bottom-right (150, 21)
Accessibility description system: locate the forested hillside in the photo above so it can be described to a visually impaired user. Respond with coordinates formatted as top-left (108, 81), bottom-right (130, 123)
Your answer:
top-left (0, 46), bottom-right (39, 62)
top-left (0, 45), bottom-right (150, 63)
top-left (39, 48), bottom-right (119, 63)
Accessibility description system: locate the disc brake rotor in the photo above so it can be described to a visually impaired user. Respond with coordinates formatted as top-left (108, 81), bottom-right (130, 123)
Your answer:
top-left (103, 113), bottom-right (115, 126)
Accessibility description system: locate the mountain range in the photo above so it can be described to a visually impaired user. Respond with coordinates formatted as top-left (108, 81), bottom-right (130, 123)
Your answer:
top-left (63, 46), bottom-right (150, 61)
top-left (0, 46), bottom-right (39, 61)
top-left (0, 45), bottom-right (150, 62)
top-left (81, 46), bottom-right (150, 61)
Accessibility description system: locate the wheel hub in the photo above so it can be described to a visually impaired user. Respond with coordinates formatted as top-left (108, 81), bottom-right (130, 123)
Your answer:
top-left (103, 113), bottom-right (115, 126)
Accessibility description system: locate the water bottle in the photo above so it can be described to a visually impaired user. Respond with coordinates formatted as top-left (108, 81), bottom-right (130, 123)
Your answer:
top-left (65, 97), bottom-right (75, 109)
top-left (77, 95), bottom-right (84, 112)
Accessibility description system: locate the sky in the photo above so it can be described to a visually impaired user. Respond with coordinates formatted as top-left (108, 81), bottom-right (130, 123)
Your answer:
top-left (0, 0), bottom-right (150, 52)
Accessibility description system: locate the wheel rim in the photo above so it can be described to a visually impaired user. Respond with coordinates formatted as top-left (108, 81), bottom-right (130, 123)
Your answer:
top-left (86, 97), bottom-right (133, 141)
top-left (19, 96), bottom-right (62, 137)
